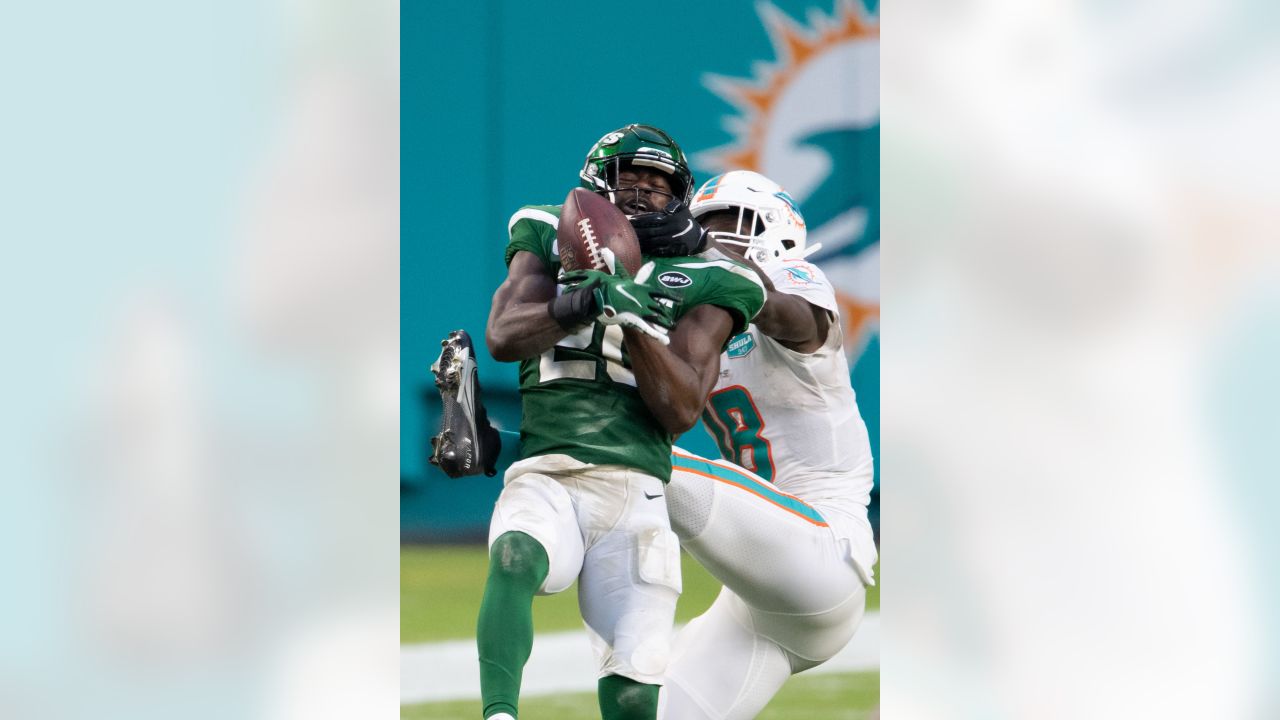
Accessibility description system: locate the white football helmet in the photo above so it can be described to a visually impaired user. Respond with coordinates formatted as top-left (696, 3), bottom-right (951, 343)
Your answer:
top-left (689, 170), bottom-right (819, 264)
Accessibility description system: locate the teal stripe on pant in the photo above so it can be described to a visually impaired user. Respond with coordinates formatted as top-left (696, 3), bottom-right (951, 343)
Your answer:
top-left (671, 452), bottom-right (827, 526)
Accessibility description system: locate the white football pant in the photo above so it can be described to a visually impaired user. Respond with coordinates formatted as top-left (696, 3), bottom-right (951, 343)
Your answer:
top-left (490, 453), bottom-right (682, 685)
top-left (660, 450), bottom-right (868, 720)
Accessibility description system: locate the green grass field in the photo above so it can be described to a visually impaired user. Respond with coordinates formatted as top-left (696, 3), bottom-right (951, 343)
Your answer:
top-left (401, 545), bottom-right (879, 643)
top-left (402, 545), bottom-right (737, 643)
top-left (402, 670), bottom-right (879, 719)
top-left (401, 545), bottom-right (880, 718)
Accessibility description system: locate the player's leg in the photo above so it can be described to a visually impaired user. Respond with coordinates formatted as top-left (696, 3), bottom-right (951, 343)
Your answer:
top-left (662, 449), bottom-right (868, 717)
top-left (667, 449), bottom-right (861, 616)
top-left (599, 674), bottom-right (662, 720)
top-left (477, 531), bottom-right (545, 720)
top-left (576, 467), bottom-right (681, 720)
top-left (660, 589), bottom-right (793, 720)
top-left (662, 585), bottom-right (866, 720)
top-left (477, 471), bottom-right (585, 719)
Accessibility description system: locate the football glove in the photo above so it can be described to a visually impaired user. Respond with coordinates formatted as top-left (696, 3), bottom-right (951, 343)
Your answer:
top-left (629, 199), bottom-right (708, 257)
top-left (554, 261), bottom-right (676, 345)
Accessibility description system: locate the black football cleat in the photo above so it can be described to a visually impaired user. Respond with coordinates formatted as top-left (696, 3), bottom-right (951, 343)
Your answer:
top-left (429, 329), bottom-right (502, 478)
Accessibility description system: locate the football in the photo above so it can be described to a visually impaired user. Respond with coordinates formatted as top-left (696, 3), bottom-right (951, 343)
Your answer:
top-left (557, 187), bottom-right (641, 275)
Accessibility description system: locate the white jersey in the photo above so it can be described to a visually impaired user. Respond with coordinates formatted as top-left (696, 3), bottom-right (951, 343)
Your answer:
top-left (666, 257), bottom-right (877, 717)
top-left (702, 259), bottom-right (876, 570)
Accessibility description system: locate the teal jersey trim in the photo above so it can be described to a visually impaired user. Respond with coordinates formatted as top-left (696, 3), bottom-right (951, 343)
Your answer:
top-left (670, 451), bottom-right (827, 527)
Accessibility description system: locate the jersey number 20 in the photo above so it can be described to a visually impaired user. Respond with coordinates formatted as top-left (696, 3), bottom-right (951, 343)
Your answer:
top-left (539, 324), bottom-right (634, 386)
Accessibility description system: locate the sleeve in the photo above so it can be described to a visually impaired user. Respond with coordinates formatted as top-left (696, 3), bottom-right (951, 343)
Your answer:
top-left (503, 205), bottom-right (561, 268)
top-left (662, 256), bottom-right (766, 347)
top-left (707, 266), bottom-right (767, 343)
top-left (764, 259), bottom-right (839, 314)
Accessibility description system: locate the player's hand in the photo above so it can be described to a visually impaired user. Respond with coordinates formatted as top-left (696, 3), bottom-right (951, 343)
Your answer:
top-left (629, 200), bottom-right (707, 256)
top-left (559, 265), bottom-right (676, 345)
top-left (595, 263), bottom-right (676, 345)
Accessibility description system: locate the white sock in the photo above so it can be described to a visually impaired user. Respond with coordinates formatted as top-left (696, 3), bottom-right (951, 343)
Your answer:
top-left (486, 714), bottom-right (516, 720)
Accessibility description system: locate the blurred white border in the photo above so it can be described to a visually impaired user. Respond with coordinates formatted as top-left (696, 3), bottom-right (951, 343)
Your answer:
top-left (1, 1), bottom-right (399, 717)
top-left (884, 0), bottom-right (1275, 717)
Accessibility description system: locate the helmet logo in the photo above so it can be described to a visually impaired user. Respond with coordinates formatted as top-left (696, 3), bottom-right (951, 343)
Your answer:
top-left (695, 174), bottom-right (725, 203)
top-left (600, 131), bottom-right (625, 145)
top-left (774, 190), bottom-right (801, 213)
top-left (773, 191), bottom-right (805, 228)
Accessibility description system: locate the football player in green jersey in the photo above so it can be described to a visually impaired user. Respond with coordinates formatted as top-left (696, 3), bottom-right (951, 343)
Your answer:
top-left (448, 124), bottom-right (765, 720)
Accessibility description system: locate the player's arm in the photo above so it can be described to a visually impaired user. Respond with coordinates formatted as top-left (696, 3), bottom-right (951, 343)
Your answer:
top-left (486, 250), bottom-right (570, 362)
top-left (623, 303), bottom-right (734, 435)
top-left (750, 264), bottom-right (830, 354)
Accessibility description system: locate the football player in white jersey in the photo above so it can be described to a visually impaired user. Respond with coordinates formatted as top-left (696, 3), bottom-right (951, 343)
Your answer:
top-left (658, 170), bottom-right (877, 719)
top-left (429, 170), bottom-right (876, 719)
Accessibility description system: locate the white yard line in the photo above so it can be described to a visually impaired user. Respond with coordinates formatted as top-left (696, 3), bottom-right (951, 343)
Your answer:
top-left (401, 611), bottom-right (880, 704)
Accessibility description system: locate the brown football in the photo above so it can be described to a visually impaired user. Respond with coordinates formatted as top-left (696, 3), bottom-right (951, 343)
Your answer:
top-left (557, 187), bottom-right (641, 275)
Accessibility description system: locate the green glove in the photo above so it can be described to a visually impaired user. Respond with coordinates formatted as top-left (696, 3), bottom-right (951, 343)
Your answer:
top-left (557, 262), bottom-right (676, 344)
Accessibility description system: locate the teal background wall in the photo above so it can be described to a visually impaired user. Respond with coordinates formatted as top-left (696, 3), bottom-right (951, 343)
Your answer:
top-left (403, 0), bottom-right (880, 539)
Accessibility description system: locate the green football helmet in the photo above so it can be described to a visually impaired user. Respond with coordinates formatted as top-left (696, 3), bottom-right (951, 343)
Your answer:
top-left (579, 124), bottom-right (695, 208)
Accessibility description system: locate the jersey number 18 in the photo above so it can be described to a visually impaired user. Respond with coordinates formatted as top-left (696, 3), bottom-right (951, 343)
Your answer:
top-left (702, 385), bottom-right (775, 482)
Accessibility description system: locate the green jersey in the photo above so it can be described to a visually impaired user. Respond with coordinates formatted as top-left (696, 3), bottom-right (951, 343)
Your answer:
top-left (504, 204), bottom-right (766, 480)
